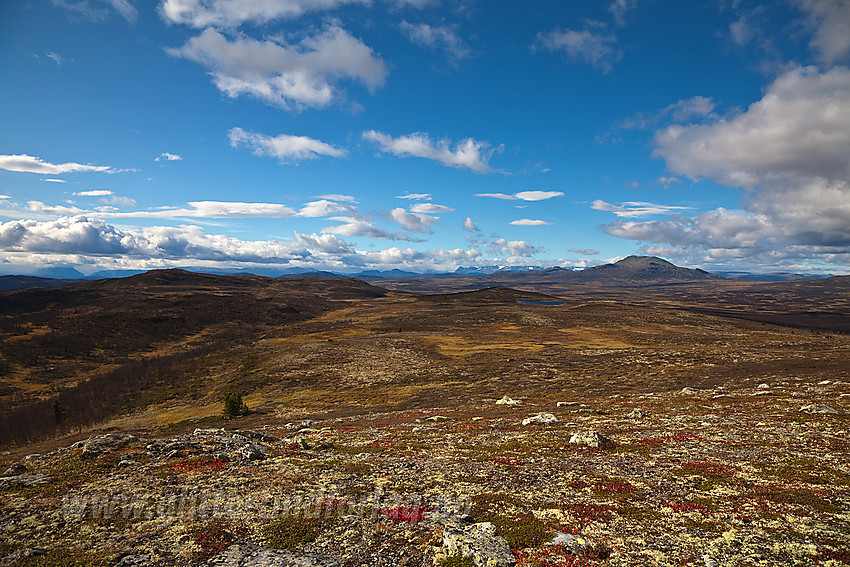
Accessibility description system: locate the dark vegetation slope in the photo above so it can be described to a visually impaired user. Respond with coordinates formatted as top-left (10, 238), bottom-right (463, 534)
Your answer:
top-left (0, 269), bottom-right (385, 446)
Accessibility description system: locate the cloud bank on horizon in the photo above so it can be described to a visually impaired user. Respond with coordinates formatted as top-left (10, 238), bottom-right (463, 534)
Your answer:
top-left (1, 0), bottom-right (849, 275)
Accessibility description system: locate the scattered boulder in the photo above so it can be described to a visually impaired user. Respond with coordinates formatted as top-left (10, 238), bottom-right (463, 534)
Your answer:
top-left (284, 420), bottom-right (316, 431)
top-left (556, 401), bottom-right (580, 407)
top-left (426, 415), bottom-right (450, 422)
top-left (442, 522), bottom-right (517, 567)
top-left (163, 441), bottom-right (201, 453)
top-left (680, 387), bottom-right (699, 395)
top-left (546, 531), bottom-right (590, 553)
top-left (2, 463), bottom-right (27, 477)
top-left (193, 428), bottom-right (227, 437)
top-left (625, 409), bottom-right (646, 419)
top-left (236, 444), bottom-right (266, 461)
top-left (800, 404), bottom-right (839, 414)
top-left (569, 431), bottom-right (615, 449)
top-left (208, 542), bottom-right (342, 566)
top-left (73, 433), bottom-right (138, 457)
top-left (756, 383), bottom-right (770, 389)
top-left (496, 396), bottom-right (521, 406)
top-left (238, 430), bottom-right (280, 443)
top-left (522, 413), bottom-right (559, 426)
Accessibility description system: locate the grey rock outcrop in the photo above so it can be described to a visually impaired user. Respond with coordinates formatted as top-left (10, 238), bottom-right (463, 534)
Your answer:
top-left (546, 531), bottom-right (590, 553)
top-left (521, 413), bottom-right (559, 426)
top-left (568, 431), bottom-right (615, 448)
top-left (73, 433), bottom-right (138, 457)
top-left (442, 522), bottom-right (516, 567)
top-left (0, 473), bottom-right (51, 489)
top-left (236, 444), bottom-right (266, 461)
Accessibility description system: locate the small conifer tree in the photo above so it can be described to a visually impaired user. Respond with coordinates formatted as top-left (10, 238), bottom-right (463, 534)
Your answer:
top-left (51, 399), bottom-right (66, 424)
top-left (223, 390), bottom-right (248, 419)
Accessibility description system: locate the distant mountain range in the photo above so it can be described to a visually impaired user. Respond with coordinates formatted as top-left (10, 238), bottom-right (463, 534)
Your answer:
top-left (0, 256), bottom-right (836, 291)
top-left (715, 271), bottom-right (833, 282)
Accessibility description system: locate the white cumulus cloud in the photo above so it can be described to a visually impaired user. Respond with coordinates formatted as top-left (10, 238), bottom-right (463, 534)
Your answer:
top-left (318, 194), bottom-right (358, 203)
top-left (488, 238), bottom-right (544, 257)
top-left (653, 66), bottom-right (850, 186)
top-left (168, 26), bottom-right (387, 110)
top-left (155, 152), bottom-right (183, 162)
top-left (798, 0), bottom-right (850, 65)
top-left (0, 216), bottom-right (310, 262)
top-left (0, 154), bottom-right (116, 175)
top-left (322, 216), bottom-right (418, 241)
top-left (294, 231), bottom-right (356, 255)
top-left (510, 219), bottom-right (551, 226)
top-left (400, 21), bottom-right (472, 64)
top-left (75, 190), bottom-right (113, 197)
top-left (363, 130), bottom-right (496, 173)
top-left (537, 23), bottom-right (621, 73)
top-left (229, 127), bottom-right (346, 164)
top-left (295, 199), bottom-right (357, 218)
top-left (410, 203), bottom-right (453, 214)
top-left (475, 190), bottom-right (563, 201)
top-left (591, 200), bottom-right (693, 217)
top-left (390, 207), bottom-right (439, 233)
top-left (118, 201), bottom-right (295, 218)
top-left (602, 66), bottom-right (850, 269)
top-left (395, 193), bottom-right (431, 200)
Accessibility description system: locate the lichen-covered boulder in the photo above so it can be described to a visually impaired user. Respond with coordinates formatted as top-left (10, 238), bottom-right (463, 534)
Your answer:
top-left (546, 531), bottom-right (590, 553)
top-left (521, 413), bottom-right (558, 426)
top-left (442, 522), bottom-right (516, 567)
top-left (236, 443), bottom-right (266, 461)
top-left (568, 431), bottom-right (615, 448)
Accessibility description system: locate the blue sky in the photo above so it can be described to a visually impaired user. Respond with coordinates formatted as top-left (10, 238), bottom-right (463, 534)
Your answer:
top-left (1, 0), bottom-right (849, 275)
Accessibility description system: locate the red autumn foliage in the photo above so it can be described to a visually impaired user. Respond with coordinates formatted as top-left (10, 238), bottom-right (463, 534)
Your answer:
top-left (377, 505), bottom-right (433, 523)
top-left (171, 458), bottom-right (228, 473)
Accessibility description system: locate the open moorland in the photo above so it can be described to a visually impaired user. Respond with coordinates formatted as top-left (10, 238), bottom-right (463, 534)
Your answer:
top-left (0, 260), bottom-right (848, 566)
